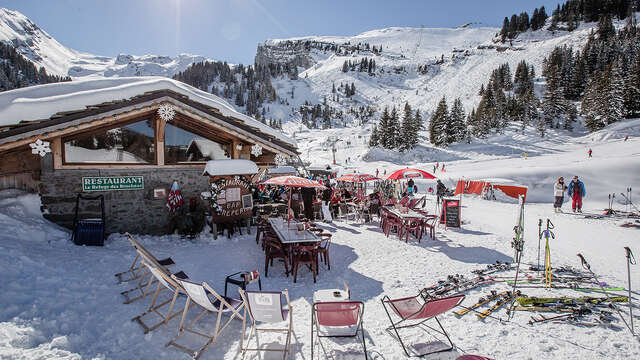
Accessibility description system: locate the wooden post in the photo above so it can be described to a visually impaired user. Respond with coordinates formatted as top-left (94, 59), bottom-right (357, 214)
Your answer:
top-left (51, 137), bottom-right (62, 169)
top-left (232, 139), bottom-right (240, 159)
top-left (156, 113), bottom-right (166, 165)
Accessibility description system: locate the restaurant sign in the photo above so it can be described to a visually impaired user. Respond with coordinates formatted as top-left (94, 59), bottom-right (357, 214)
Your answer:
top-left (82, 176), bottom-right (144, 192)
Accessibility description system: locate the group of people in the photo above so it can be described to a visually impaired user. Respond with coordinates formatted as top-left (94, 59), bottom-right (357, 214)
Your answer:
top-left (554, 176), bottom-right (586, 213)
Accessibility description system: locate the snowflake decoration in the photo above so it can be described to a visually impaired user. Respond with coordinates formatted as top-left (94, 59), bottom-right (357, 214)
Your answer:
top-left (29, 139), bottom-right (51, 157)
top-left (251, 144), bottom-right (263, 157)
top-left (157, 103), bottom-right (176, 122)
top-left (274, 153), bottom-right (288, 166)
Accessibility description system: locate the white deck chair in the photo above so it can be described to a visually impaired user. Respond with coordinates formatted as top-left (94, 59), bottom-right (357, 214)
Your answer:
top-left (120, 233), bottom-right (175, 304)
top-left (166, 278), bottom-right (245, 359)
top-left (131, 259), bottom-right (190, 333)
top-left (115, 234), bottom-right (175, 283)
top-left (238, 289), bottom-right (293, 359)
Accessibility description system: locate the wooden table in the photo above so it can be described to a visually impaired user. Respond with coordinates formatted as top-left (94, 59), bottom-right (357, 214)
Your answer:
top-left (267, 218), bottom-right (320, 244)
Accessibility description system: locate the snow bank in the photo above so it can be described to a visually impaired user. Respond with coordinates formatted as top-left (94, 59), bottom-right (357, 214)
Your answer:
top-left (0, 77), bottom-right (295, 146)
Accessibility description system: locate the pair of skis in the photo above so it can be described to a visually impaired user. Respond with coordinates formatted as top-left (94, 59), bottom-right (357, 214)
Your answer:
top-left (454, 290), bottom-right (520, 319)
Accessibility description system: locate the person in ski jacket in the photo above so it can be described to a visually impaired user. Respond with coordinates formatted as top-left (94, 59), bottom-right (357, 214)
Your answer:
top-left (553, 177), bottom-right (567, 212)
top-left (588, 148), bottom-right (592, 158)
top-left (567, 176), bottom-right (586, 213)
top-left (436, 180), bottom-right (447, 205)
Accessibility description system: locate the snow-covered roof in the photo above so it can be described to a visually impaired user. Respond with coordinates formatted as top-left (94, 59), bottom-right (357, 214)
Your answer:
top-left (187, 139), bottom-right (229, 160)
top-left (0, 77), bottom-right (295, 146)
top-left (267, 166), bottom-right (296, 174)
top-left (203, 159), bottom-right (258, 176)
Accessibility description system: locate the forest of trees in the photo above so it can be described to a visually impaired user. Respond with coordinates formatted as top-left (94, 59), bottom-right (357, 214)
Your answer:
top-left (369, 102), bottom-right (422, 151)
top-left (500, 0), bottom-right (640, 41)
top-left (0, 42), bottom-right (70, 92)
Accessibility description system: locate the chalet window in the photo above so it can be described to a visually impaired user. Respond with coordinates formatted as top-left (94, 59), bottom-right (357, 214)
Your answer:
top-left (63, 118), bottom-right (155, 164)
top-left (164, 123), bottom-right (231, 163)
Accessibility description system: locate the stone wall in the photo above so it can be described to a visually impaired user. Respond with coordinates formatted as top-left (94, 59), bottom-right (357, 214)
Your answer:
top-left (40, 165), bottom-right (209, 235)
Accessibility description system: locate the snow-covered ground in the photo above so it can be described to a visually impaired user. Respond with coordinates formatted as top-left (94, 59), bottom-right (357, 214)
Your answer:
top-left (1, 119), bottom-right (639, 359)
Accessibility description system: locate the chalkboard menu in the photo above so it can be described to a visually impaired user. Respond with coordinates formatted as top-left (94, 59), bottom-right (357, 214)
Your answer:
top-left (440, 198), bottom-right (461, 227)
top-left (209, 175), bottom-right (254, 223)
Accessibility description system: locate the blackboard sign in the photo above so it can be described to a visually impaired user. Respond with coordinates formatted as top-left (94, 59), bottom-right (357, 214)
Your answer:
top-left (440, 198), bottom-right (461, 227)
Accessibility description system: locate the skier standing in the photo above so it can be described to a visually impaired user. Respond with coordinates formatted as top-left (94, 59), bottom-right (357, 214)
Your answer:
top-left (553, 177), bottom-right (567, 212)
top-left (567, 176), bottom-right (586, 213)
top-left (588, 148), bottom-right (593, 158)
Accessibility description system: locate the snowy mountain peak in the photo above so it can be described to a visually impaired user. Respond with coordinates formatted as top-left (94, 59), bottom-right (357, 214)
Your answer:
top-left (0, 8), bottom-right (213, 79)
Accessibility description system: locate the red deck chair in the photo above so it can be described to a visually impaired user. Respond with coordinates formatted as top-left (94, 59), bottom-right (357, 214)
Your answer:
top-left (312, 301), bottom-right (367, 359)
top-left (381, 293), bottom-right (464, 357)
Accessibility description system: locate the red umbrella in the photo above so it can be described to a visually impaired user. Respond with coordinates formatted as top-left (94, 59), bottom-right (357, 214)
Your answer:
top-left (262, 176), bottom-right (325, 225)
top-left (337, 174), bottom-right (380, 182)
top-left (386, 168), bottom-right (436, 180)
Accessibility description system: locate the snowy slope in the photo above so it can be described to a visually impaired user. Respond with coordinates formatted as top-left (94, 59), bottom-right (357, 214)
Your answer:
top-left (0, 8), bottom-right (210, 78)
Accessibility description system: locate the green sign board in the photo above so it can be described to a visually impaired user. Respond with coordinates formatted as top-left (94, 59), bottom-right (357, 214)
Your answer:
top-left (82, 176), bottom-right (144, 192)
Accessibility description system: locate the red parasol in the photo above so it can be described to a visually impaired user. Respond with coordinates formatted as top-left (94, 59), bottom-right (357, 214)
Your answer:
top-left (337, 174), bottom-right (380, 182)
top-left (262, 176), bottom-right (325, 225)
top-left (386, 168), bottom-right (436, 180)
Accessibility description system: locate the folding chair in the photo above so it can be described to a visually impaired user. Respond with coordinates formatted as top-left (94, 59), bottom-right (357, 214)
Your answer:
top-left (131, 260), bottom-right (190, 333)
top-left (166, 278), bottom-right (245, 359)
top-left (120, 233), bottom-right (175, 304)
top-left (312, 301), bottom-right (367, 359)
top-left (381, 293), bottom-right (464, 357)
top-left (238, 289), bottom-right (293, 359)
top-left (115, 234), bottom-right (175, 283)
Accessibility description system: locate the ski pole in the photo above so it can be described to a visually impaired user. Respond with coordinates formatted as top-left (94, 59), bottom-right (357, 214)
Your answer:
top-left (577, 253), bottom-right (635, 335)
top-left (544, 219), bottom-right (555, 288)
top-left (537, 218), bottom-right (542, 271)
top-left (625, 247), bottom-right (635, 335)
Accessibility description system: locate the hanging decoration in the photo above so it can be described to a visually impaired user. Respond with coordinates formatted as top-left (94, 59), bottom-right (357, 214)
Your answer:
top-left (251, 144), bottom-right (263, 157)
top-left (157, 103), bottom-right (176, 122)
top-left (29, 139), bottom-right (51, 157)
top-left (275, 153), bottom-right (288, 166)
top-left (166, 181), bottom-right (183, 212)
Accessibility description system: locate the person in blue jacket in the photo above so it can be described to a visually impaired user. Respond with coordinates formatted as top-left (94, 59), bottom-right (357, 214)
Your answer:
top-left (567, 175), bottom-right (586, 213)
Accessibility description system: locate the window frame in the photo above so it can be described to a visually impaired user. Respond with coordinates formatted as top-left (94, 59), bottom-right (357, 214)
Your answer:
top-left (163, 121), bottom-right (232, 165)
top-left (61, 116), bottom-right (158, 165)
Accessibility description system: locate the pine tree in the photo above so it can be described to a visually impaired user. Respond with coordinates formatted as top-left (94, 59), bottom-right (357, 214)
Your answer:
top-left (378, 107), bottom-right (391, 148)
top-left (400, 102), bottom-right (416, 151)
top-left (369, 124), bottom-right (379, 147)
top-left (429, 96), bottom-right (449, 147)
top-left (625, 53), bottom-right (640, 117)
top-left (542, 66), bottom-right (566, 128)
top-left (389, 106), bottom-right (400, 149)
top-left (449, 98), bottom-right (466, 142)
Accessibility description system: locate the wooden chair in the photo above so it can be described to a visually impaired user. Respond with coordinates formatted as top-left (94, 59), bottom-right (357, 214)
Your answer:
top-left (121, 233), bottom-right (176, 304)
top-left (264, 238), bottom-right (290, 277)
top-left (291, 244), bottom-right (319, 283)
top-left (166, 278), bottom-right (244, 359)
top-left (317, 233), bottom-right (332, 270)
top-left (238, 289), bottom-right (293, 359)
top-left (131, 260), bottom-right (190, 334)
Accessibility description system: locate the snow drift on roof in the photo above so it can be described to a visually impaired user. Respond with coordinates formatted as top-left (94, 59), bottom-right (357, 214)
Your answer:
top-left (267, 166), bottom-right (296, 174)
top-left (0, 76), bottom-right (295, 146)
top-left (203, 159), bottom-right (258, 176)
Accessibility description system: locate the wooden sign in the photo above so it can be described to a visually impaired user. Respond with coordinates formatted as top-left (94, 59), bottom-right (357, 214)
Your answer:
top-left (210, 175), bottom-right (253, 222)
top-left (440, 198), bottom-right (461, 228)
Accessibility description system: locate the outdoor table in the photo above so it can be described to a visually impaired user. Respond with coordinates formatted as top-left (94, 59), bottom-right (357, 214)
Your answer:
top-left (313, 288), bottom-right (350, 303)
top-left (385, 206), bottom-right (426, 220)
top-left (267, 217), bottom-right (320, 244)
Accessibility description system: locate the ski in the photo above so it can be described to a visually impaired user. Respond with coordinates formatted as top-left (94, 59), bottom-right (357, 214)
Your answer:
top-left (477, 291), bottom-right (520, 320)
top-left (516, 295), bottom-right (628, 306)
top-left (423, 275), bottom-right (495, 298)
top-left (454, 290), bottom-right (509, 317)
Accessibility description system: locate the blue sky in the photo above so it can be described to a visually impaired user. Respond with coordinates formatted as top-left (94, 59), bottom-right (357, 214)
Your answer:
top-left (4, 0), bottom-right (563, 64)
